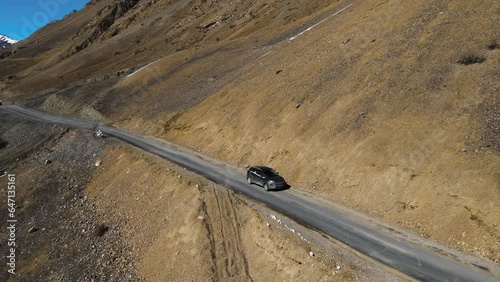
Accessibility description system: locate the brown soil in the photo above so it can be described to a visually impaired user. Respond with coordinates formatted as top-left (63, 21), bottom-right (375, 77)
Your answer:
top-left (85, 144), bottom-right (402, 281)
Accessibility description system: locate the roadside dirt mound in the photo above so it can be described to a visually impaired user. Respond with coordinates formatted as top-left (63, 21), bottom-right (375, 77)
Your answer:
top-left (43, 90), bottom-right (108, 122)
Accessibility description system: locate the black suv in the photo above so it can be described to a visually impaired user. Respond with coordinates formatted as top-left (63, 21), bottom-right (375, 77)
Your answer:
top-left (247, 166), bottom-right (286, 191)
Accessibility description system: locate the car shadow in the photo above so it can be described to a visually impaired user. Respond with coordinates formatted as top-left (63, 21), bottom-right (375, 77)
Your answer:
top-left (271, 183), bottom-right (291, 192)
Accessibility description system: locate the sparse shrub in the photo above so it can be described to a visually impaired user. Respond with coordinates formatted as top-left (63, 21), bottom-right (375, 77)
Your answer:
top-left (487, 41), bottom-right (499, 50)
top-left (94, 223), bottom-right (109, 237)
top-left (457, 54), bottom-right (485, 65)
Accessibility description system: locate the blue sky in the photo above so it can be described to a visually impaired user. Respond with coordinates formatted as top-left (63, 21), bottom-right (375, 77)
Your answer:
top-left (0, 0), bottom-right (90, 40)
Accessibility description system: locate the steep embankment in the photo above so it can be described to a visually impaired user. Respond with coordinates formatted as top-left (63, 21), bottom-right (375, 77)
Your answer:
top-left (84, 145), bottom-right (396, 281)
top-left (155, 0), bottom-right (500, 263)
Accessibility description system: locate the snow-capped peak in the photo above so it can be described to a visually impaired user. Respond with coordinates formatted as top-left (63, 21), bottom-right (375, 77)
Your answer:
top-left (0, 34), bottom-right (18, 49)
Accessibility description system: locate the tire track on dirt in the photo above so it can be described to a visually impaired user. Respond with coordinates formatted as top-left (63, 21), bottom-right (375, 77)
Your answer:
top-left (199, 199), bottom-right (219, 282)
top-left (200, 185), bottom-right (254, 281)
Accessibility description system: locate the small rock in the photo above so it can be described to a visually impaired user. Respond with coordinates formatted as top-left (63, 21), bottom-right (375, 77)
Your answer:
top-left (244, 164), bottom-right (249, 168)
top-left (342, 38), bottom-right (351, 44)
top-left (295, 103), bottom-right (301, 109)
top-left (95, 129), bottom-right (104, 138)
top-left (336, 265), bottom-right (341, 270)
top-left (94, 223), bottom-right (109, 237)
top-left (28, 227), bottom-right (38, 233)
top-left (309, 251), bottom-right (314, 257)
top-left (276, 69), bottom-right (283, 74)
top-left (95, 160), bottom-right (102, 167)
top-left (461, 148), bottom-right (468, 152)
top-left (197, 216), bottom-right (204, 220)
top-left (45, 159), bottom-right (52, 165)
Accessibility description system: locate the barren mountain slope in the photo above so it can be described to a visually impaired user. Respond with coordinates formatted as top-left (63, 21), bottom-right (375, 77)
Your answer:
top-left (0, 0), bottom-right (110, 80)
top-left (1, 0), bottom-right (341, 95)
top-left (0, 0), bottom-right (499, 271)
top-left (152, 0), bottom-right (500, 263)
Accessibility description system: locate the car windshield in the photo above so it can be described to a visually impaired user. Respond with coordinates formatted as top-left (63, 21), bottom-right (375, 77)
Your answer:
top-left (261, 168), bottom-right (278, 177)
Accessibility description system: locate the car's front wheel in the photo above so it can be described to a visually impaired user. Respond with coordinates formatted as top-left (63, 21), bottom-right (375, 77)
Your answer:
top-left (264, 183), bottom-right (270, 191)
top-left (247, 176), bottom-right (252, 184)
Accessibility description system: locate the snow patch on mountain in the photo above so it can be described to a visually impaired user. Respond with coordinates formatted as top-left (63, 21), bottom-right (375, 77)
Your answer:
top-left (0, 34), bottom-right (18, 49)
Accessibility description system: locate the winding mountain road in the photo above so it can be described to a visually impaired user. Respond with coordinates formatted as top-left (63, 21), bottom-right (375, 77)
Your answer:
top-left (2, 105), bottom-right (499, 282)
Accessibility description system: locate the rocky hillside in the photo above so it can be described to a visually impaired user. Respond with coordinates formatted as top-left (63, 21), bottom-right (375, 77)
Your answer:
top-left (0, 0), bottom-right (499, 270)
top-left (0, 0), bottom-right (339, 94)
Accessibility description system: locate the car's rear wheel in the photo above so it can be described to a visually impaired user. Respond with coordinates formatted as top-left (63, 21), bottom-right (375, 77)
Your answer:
top-left (264, 183), bottom-right (270, 191)
top-left (247, 176), bottom-right (253, 184)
